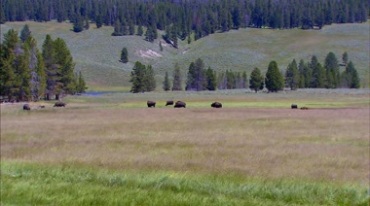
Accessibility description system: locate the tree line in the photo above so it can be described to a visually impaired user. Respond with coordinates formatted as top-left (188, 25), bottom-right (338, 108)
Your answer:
top-left (132, 52), bottom-right (360, 93)
top-left (0, 25), bottom-right (87, 102)
top-left (1, 0), bottom-right (368, 43)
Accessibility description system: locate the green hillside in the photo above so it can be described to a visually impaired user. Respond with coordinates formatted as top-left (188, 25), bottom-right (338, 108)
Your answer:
top-left (1, 21), bottom-right (369, 90)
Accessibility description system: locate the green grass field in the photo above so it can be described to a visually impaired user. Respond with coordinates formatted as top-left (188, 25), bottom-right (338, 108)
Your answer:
top-left (1, 90), bottom-right (369, 205)
top-left (1, 21), bottom-right (369, 89)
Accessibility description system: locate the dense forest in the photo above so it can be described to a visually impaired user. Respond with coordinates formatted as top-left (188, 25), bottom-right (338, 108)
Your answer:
top-left (1, 0), bottom-right (368, 42)
top-left (0, 25), bottom-right (87, 102)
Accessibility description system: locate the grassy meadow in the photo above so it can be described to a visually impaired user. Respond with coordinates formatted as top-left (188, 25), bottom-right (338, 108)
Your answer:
top-left (1, 89), bottom-right (369, 205)
top-left (1, 21), bottom-right (369, 89)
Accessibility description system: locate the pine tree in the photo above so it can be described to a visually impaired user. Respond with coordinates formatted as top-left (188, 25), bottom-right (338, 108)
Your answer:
top-left (298, 59), bottom-right (306, 88)
top-left (172, 63), bottom-right (182, 91)
top-left (120, 47), bottom-right (128, 63)
top-left (144, 65), bottom-right (156, 92)
top-left (186, 62), bottom-right (196, 91)
top-left (342, 51), bottom-right (348, 65)
top-left (265, 61), bottom-right (284, 92)
top-left (112, 19), bottom-right (122, 36)
top-left (137, 24), bottom-right (143, 36)
top-left (42, 35), bottom-right (57, 100)
top-left (341, 61), bottom-right (360, 88)
top-left (20, 24), bottom-right (31, 43)
top-left (285, 59), bottom-right (299, 90)
top-left (73, 15), bottom-right (84, 33)
top-left (0, 30), bottom-right (18, 100)
top-left (249, 67), bottom-right (264, 93)
top-left (35, 51), bottom-right (46, 99)
top-left (25, 36), bottom-right (46, 101)
top-left (96, 15), bottom-right (103, 28)
top-left (324, 52), bottom-right (340, 88)
top-left (54, 38), bottom-right (76, 96)
top-left (145, 27), bottom-right (155, 42)
top-left (129, 62), bottom-right (156, 93)
top-left (84, 18), bottom-right (90, 30)
top-left (309, 55), bottom-right (326, 88)
top-left (163, 71), bottom-right (171, 91)
top-left (205, 67), bottom-right (216, 91)
top-left (76, 71), bottom-right (87, 93)
top-left (130, 61), bottom-right (146, 93)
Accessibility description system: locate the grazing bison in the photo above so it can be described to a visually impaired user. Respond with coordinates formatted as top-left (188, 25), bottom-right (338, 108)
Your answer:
top-left (23, 104), bottom-right (31, 110)
top-left (211, 102), bottom-right (222, 108)
top-left (54, 102), bottom-right (66, 107)
top-left (147, 101), bottom-right (156, 108)
top-left (165, 100), bottom-right (174, 106)
top-left (300, 106), bottom-right (309, 110)
top-left (291, 104), bottom-right (298, 109)
top-left (174, 101), bottom-right (186, 108)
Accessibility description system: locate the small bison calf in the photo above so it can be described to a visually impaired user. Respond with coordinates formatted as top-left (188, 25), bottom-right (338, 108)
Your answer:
top-left (300, 106), bottom-right (309, 110)
top-left (147, 101), bottom-right (156, 108)
top-left (23, 104), bottom-right (31, 110)
top-left (165, 100), bottom-right (174, 106)
top-left (211, 102), bottom-right (222, 108)
top-left (54, 102), bottom-right (66, 107)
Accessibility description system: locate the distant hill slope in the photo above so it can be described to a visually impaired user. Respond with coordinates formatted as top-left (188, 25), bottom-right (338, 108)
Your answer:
top-left (1, 21), bottom-right (369, 89)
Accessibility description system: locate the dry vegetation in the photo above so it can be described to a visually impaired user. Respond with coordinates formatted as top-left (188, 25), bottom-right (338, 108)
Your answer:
top-left (1, 91), bottom-right (369, 186)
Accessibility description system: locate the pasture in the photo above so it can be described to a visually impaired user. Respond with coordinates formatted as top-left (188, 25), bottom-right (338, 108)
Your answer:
top-left (1, 89), bottom-right (369, 205)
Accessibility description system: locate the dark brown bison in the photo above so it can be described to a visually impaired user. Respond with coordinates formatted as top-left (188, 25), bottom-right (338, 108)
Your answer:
top-left (174, 101), bottom-right (186, 108)
top-left (54, 102), bottom-right (66, 107)
top-left (300, 106), bottom-right (309, 110)
top-left (291, 104), bottom-right (298, 109)
top-left (165, 100), bottom-right (174, 106)
top-left (147, 101), bottom-right (156, 108)
top-left (211, 102), bottom-right (222, 108)
top-left (23, 104), bottom-right (31, 110)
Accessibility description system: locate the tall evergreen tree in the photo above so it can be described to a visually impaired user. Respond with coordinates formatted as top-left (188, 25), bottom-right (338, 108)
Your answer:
top-left (129, 62), bottom-right (156, 93)
top-left (130, 61), bottom-right (146, 93)
top-left (137, 24), bottom-right (143, 36)
top-left (249, 67), bottom-right (264, 93)
top-left (120, 47), bottom-right (128, 63)
top-left (298, 59), bottom-right (306, 88)
top-left (144, 65), bottom-right (156, 92)
top-left (309, 55), bottom-right (326, 88)
top-left (76, 71), bottom-right (87, 93)
top-left (54, 38), bottom-right (76, 96)
top-left (342, 51), bottom-right (348, 65)
top-left (73, 15), bottom-right (84, 33)
top-left (285, 59), bottom-right (299, 90)
top-left (265, 61), bottom-right (284, 92)
top-left (20, 24), bottom-right (31, 43)
top-left (163, 71), bottom-right (171, 91)
top-left (341, 61), bottom-right (360, 88)
top-left (96, 15), bottom-right (103, 28)
top-left (324, 52), bottom-right (340, 88)
top-left (205, 67), bottom-right (217, 91)
top-left (172, 63), bottom-right (182, 91)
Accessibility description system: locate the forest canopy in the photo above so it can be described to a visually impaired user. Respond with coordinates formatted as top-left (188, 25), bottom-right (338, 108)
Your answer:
top-left (1, 0), bottom-right (368, 41)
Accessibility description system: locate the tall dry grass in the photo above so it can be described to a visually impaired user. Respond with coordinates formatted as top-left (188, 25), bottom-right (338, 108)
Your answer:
top-left (1, 101), bottom-right (368, 185)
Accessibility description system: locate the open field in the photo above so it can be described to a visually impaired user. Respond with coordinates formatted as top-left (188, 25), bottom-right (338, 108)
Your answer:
top-left (1, 90), bottom-right (369, 205)
top-left (1, 21), bottom-right (369, 88)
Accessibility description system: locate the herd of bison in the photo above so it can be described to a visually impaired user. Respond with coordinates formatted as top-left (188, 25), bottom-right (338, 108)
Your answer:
top-left (20, 101), bottom-right (309, 110)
